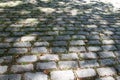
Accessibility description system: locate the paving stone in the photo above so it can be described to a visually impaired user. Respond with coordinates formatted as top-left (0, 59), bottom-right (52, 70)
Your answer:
top-left (79, 60), bottom-right (99, 68)
top-left (51, 70), bottom-right (74, 80)
top-left (70, 40), bottom-right (85, 45)
top-left (87, 40), bottom-right (101, 45)
top-left (0, 43), bottom-right (11, 48)
top-left (69, 47), bottom-right (86, 52)
top-left (99, 59), bottom-right (116, 66)
top-left (0, 49), bottom-right (5, 54)
top-left (72, 35), bottom-right (86, 39)
top-left (11, 64), bottom-right (33, 73)
top-left (34, 42), bottom-right (49, 46)
top-left (39, 54), bottom-right (59, 61)
top-left (0, 74), bottom-right (21, 80)
top-left (51, 47), bottom-right (67, 53)
top-left (37, 62), bottom-right (56, 69)
top-left (13, 42), bottom-right (31, 47)
top-left (0, 56), bottom-right (12, 63)
top-left (79, 52), bottom-right (97, 59)
top-left (116, 76), bottom-right (120, 80)
top-left (4, 37), bottom-right (20, 42)
top-left (75, 68), bottom-right (96, 78)
top-left (0, 66), bottom-right (8, 74)
top-left (102, 45), bottom-right (117, 51)
top-left (55, 35), bottom-right (71, 40)
top-left (8, 48), bottom-right (28, 54)
top-left (39, 36), bottom-right (53, 41)
top-left (58, 61), bottom-right (78, 69)
top-left (114, 51), bottom-right (120, 56)
top-left (17, 55), bottom-right (37, 63)
top-left (88, 46), bottom-right (102, 51)
top-left (31, 47), bottom-right (48, 54)
top-left (21, 36), bottom-right (36, 41)
top-left (98, 51), bottom-right (116, 58)
top-left (24, 72), bottom-right (48, 80)
top-left (96, 76), bottom-right (115, 80)
top-left (102, 40), bottom-right (115, 44)
top-left (97, 67), bottom-right (116, 76)
top-left (52, 41), bottom-right (67, 46)
top-left (61, 53), bottom-right (78, 60)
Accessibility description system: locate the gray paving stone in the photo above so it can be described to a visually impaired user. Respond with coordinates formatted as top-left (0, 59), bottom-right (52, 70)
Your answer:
top-left (55, 35), bottom-right (71, 40)
top-left (79, 60), bottom-right (99, 68)
top-left (0, 43), bottom-right (11, 48)
top-left (13, 42), bottom-right (31, 47)
top-left (0, 56), bottom-right (12, 63)
top-left (87, 40), bottom-right (101, 45)
top-left (116, 76), bottom-right (120, 80)
top-left (98, 51), bottom-right (116, 58)
top-left (8, 48), bottom-right (28, 54)
top-left (51, 70), bottom-right (74, 80)
top-left (114, 51), bottom-right (120, 56)
top-left (69, 47), bottom-right (86, 52)
top-left (39, 36), bottom-right (53, 41)
top-left (21, 36), bottom-right (36, 41)
top-left (97, 67), bottom-right (116, 76)
top-left (88, 46), bottom-right (102, 51)
top-left (52, 41), bottom-right (67, 46)
top-left (11, 64), bottom-right (33, 73)
top-left (75, 68), bottom-right (96, 78)
top-left (4, 37), bottom-right (20, 42)
top-left (70, 40), bottom-right (85, 45)
top-left (102, 45), bottom-right (117, 51)
top-left (96, 76), bottom-right (115, 80)
top-left (0, 49), bottom-right (5, 54)
top-left (72, 35), bottom-right (86, 39)
top-left (31, 47), bottom-right (48, 54)
top-left (0, 74), bottom-right (21, 80)
top-left (37, 62), bottom-right (56, 69)
top-left (58, 61), bottom-right (78, 69)
top-left (0, 66), bottom-right (8, 74)
top-left (102, 40), bottom-right (115, 44)
top-left (79, 52), bottom-right (97, 59)
top-left (17, 55), bottom-right (37, 63)
top-left (24, 72), bottom-right (48, 80)
top-left (51, 47), bottom-right (67, 53)
top-left (34, 42), bottom-right (49, 46)
top-left (39, 54), bottom-right (59, 61)
top-left (99, 59), bottom-right (116, 66)
top-left (61, 53), bottom-right (78, 60)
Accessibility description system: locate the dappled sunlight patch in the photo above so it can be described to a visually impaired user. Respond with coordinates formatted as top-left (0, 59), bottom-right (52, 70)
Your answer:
top-left (19, 10), bottom-right (31, 15)
top-left (40, 0), bottom-right (52, 3)
top-left (70, 9), bottom-right (78, 16)
top-left (17, 18), bottom-right (39, 26)
top-left (0, 1), bottom-right (23, 7)
top-left (37, 7), bottom-right (55, 14)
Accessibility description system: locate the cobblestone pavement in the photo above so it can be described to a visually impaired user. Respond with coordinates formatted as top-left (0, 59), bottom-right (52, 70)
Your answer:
top-left (0, 0), bottom-right (120, 80)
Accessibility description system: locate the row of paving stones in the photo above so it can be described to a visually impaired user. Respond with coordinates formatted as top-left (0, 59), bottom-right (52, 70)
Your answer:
top-left (0, 68), bottom-right (120, 80)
